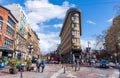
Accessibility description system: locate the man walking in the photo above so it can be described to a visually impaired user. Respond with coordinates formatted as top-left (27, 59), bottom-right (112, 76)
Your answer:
top-left (36, 59), bottom-right (41, 72)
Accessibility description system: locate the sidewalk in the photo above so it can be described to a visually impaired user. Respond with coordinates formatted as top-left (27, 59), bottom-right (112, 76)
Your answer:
top-left (0, 64), bottom-right (61, 78)
top-left (0, 66), bottom-right (11, 76)
top-left (52, 65), bottom-right (120, 78)
top-left (0, 64), bottom-right (119, 78)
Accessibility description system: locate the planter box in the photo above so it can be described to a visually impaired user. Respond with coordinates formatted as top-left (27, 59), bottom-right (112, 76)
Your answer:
top-left (9, 68), bottom-right (18, 74)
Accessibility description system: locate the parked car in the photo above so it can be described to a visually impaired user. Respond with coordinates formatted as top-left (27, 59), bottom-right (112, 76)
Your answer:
top-left (90, 59), bottom-right (96, 64)
top-left (50, 61), bottom-right (59, 64)
top-left (100, 59), bottom-right (109, 68)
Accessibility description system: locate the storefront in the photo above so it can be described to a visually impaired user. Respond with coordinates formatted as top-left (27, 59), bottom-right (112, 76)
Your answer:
top-left (0, 46), bottom-right (13, 58)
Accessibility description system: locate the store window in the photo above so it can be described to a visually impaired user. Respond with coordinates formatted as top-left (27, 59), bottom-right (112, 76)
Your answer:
top-left (4, 37), bottom-right (13, 49)
top-left (72, 46), bottom-right (80, 49)
top-left (0, 16), bottom-right (3, 29)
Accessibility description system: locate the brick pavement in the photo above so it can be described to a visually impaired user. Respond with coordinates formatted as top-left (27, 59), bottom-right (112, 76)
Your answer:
top-left (0, 66), bottom-right (11, 76)
top-left (55, 65), bottom-right (120, 78)
top-left (0, 64), bottom-right (61, 78)
top-left (0, 64), bottom-right (119, 78)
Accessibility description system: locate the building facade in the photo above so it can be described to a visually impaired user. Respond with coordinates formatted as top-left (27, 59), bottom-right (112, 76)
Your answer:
top-left (26, 24), bottom-right (40, 60)
top-left (4, 4), bottom-right (41, 60)
top-left (59, 8), bottom-right (82, 63)
top-left (4, 4), bottom-right (29, 60)
top-left (0, 6), bottom-right (18, 58)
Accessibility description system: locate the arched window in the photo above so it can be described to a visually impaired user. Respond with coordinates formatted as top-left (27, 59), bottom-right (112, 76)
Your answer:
top-left (0, 16), bottom-right (3, 29)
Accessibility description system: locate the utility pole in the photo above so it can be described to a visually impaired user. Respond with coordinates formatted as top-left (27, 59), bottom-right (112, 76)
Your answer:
top-left (86, 41), bottom-right (91, 65)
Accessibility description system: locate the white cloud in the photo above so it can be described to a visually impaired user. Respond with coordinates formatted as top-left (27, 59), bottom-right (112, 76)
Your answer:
top-left (24, 0), bottom-right (75, 32)
top-left (38, 32), bottom-right (60, 54)
top-left (24, 0), bottom-right (75, 53)
top-left (80, 39), bottom-right (96, 50)
top-left (81, 39), bottom-right (104, 51)
top-left (107, 18), bottom-right (113, 23)
top-left (53, 24), bottom-right (62, 28)
top-left (86, 20), bottom-right (96, 25)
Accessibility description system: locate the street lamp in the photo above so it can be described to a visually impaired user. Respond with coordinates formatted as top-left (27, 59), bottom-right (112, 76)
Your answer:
top-left (28, 43), bottom-right (34, 60)
top-left (114, 53), bottom-right (117, 64)
top-left (110, 56), bottom-right (113, 62)
top-left (86, 41), bottom-right (91, 65)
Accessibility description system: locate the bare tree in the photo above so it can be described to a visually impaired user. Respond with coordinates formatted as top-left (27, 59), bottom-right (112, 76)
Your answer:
top-left (115, 5), bottom-right (120, 15)
top-left (94, 30), bottom-right (107, 49)
top-left (105, 15), bottom-right (120, 52)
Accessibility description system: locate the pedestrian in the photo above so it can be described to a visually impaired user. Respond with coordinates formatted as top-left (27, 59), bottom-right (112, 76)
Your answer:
top-left (36, 59), bottom-right (41, 72)
top-left (40, 59), bottom-right (46, 72)
top-left (74, 59), bottom-right (77, 64)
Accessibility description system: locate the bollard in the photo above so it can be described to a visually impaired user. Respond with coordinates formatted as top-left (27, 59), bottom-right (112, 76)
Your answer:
top-left (63, 66), bottom-right (65, 73)
top-left (78, 64), bottom-right (80, 70)
top-left (75, 65), bottom-right (77, 72)
top-left (59, 62), bottom-right (62, 68)
top-left (62, 64), bottom-right (63, 68)
top-left (20, 65), bottom-right (23, 78)
top-left (72, 64), bottom-right (73, 69)
top-left (119, 69), bottom-right (120, 78)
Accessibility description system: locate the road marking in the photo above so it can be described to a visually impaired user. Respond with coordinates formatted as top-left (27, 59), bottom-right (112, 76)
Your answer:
top-left (67, 74), bottom-right (77, 78)
top-left (108, 70), bottom-right (119, 78)
top-left (50, 68), bottom-right (63, 78)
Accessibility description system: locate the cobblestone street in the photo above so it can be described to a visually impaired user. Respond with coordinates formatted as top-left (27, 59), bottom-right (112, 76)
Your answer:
top-left (0, 64), bottom-right (61, 78)
top-left (56, 66), bottom-right (119, 78)
top-left (0, 64), bottom-right (119, 78)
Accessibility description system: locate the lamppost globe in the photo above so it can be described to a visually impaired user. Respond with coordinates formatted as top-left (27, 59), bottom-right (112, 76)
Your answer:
top-left (114, 53), bottom-right (117, 64)
top-left (27, 43), bottom-right (34, 60)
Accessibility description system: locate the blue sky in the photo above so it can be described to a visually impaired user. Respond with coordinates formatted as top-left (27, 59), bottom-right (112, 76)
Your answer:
top-left (1, 0), bottom-right (120, 54)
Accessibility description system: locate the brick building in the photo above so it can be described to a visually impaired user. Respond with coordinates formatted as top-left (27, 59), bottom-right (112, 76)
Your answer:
top-left (4, 4), bottom-right (41, 60)
top-left (0, 6), bottom-right (18, 58)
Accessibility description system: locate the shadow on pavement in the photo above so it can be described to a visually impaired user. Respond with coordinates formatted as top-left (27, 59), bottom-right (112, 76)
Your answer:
top-left (1, 71), bottom-right (9, 74)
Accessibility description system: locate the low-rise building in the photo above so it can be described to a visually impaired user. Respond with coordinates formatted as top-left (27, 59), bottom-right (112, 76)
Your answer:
top-left (4, 4), bottom-right (41, 60)
top-left (0, 6), bottom-right (18, 58)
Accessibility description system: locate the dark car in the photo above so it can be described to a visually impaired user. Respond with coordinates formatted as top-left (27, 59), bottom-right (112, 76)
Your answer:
top-left (100, 60), bottom-right (109, 68)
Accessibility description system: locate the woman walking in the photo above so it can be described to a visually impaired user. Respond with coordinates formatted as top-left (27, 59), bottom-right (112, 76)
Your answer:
top-left (40, 59), bottom-right (46, 72)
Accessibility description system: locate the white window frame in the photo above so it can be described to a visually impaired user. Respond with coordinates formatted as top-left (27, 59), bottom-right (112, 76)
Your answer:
top-left (72, 30), bottom-right (79, 35)
top-left (72, 23), bottom-right (79, 28)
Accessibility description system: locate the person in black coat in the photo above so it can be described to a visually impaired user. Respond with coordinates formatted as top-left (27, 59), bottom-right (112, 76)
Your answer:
top-left (36, 60), bottom-right (41, 72)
